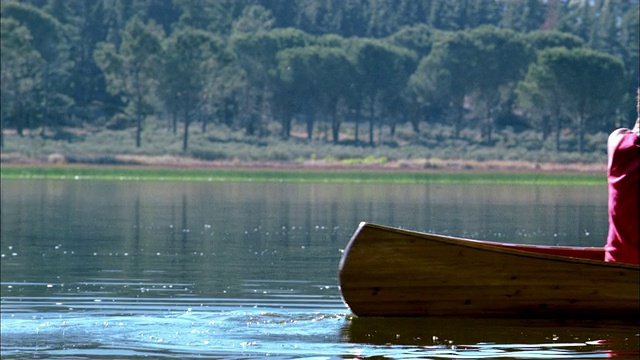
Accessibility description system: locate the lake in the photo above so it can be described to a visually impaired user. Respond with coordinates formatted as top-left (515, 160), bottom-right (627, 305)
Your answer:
top-left (1, 179), bottom-right (638, 359)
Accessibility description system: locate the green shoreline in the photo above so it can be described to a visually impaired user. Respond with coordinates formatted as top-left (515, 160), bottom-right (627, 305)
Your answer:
top-left (0, 164), bottom-right (604, 186)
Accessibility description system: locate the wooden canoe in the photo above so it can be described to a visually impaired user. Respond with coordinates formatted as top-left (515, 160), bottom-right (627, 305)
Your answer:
top-left (338, 222), bottom-right (640, 318)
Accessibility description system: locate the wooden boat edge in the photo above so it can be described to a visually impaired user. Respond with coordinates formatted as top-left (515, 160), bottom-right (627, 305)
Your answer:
top-left (338, 222), bottom-right (639, 318)
top-left (339, 222), bottom-right (640, 273)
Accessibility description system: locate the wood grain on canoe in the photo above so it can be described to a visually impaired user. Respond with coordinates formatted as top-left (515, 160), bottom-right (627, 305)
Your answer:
top-left (339, 222), bottom-right (640, 318)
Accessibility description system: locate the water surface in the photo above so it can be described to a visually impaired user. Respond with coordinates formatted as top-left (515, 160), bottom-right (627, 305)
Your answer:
top-left (1, 180), bottom-right (637, 358)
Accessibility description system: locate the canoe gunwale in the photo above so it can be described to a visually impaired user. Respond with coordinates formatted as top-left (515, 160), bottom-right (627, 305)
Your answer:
top-left (341, 222), bottom-right (638, 270)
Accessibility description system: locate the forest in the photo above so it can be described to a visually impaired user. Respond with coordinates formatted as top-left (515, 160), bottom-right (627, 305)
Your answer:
top-left (1, 0), bottom-right (638, 160)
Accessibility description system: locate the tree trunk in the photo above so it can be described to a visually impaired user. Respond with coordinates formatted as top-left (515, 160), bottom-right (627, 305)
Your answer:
top-left (223, 100), bottom-right (233, 127)
top-left (0, 106), bottom-right (5, 148)
top-left (15, 103), bottom-right (25, 137)
top-left (136, 112), bottom-right (142, 148)
top-left (482, 119), bottom-right (493, 144)
top-left (172, 112), bottom-right (178, 134)
top-left (368, 101), bottom-right (375, 145)
top-left (183, 108), bottom-right (190, 151)
top-left (577, 114), bottom-right (585, 154)
top-left (353, 102), bottom-right (362, 143)
top-left (409, 101), bottom-right (420, 133)
top-left (542, 115), bottom-right (551, 141)
top-left (306, 113), bottom-right (314, 140)
top-left (281, 116), bottom-right (291, 138)
top-left (354, 118), bottom-right (360, 143)
top-left (453, 107), bottom-right (462, 140)
top-left (332, 110), bottom-right (340, 144)
top-left (555, 120), bottom-right (561, 152)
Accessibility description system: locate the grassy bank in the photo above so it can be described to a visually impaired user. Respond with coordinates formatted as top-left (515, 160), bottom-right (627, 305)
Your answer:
top-left (1, 121), bottom-right (609, 185)
top-left (0, 164), bottom-right (605, 186)
top-left (1, 121), bottom-right (608, 165)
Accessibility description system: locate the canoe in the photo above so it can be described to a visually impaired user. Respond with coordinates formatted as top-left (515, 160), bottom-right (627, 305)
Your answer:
top-left (338, 222), bottom-right (640, 318)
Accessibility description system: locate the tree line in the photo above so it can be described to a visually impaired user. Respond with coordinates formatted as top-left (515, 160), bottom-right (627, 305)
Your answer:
top-left (1, 0), bottom-right (638, 153)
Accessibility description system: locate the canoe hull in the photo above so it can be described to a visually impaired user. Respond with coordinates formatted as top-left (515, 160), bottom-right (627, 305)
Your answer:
top-left (339, 222), bottom-right (640, 318)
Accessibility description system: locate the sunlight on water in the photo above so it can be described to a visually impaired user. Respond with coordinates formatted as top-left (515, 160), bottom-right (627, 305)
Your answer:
top-left (1, 308), bottom-right (347, 358)
top-left (2, 181), bottom-right (637, 359)
top-left (2, 311), bottom-right (632, 359)
top-left (3, 296), bottom-right (637, 359)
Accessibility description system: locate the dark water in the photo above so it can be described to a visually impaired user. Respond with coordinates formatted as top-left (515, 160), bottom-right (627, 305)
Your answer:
top-left (1, 179), bottom-right (638, 359)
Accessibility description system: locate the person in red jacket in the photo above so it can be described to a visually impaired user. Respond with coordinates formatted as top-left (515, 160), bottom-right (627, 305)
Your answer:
top-left (604, 89), bottom-right (639, 265)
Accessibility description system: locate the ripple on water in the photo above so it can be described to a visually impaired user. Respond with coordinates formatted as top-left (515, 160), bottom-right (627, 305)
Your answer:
top-left (1, 307), bottom-right (350, 358)
top-left (2, 306), bottom-right (639, 359)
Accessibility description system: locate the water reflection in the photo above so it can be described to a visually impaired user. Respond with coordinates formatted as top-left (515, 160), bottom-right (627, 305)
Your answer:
top-left (2, 179), bottom-right (630, 359)
top-left (343, 317), bottom-right (639, 358)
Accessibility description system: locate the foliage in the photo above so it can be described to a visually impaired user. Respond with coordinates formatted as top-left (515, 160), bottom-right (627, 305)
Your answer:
top-left (277, 45), bottom-right (353, 141)
top-left (161, 28), bottom-right (228, 151)
top-left (1, 122), bottom-right (608, 168)
top-left (1, 2), bottom-right (73, 139)
top-left (0, 0), bottom-right (637, 159)
top-left (94, 16), bottom-right (164, 148)
top-left (517, 47), bottom-right (625, 153)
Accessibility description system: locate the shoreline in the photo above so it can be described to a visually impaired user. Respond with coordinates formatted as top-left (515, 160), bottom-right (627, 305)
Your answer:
top-left (0, 153), bottom-right (606, 174)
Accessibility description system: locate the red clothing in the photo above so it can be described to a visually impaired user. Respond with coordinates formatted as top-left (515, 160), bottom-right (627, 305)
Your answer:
top-left (605, 128), bottom-right (639, 265)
